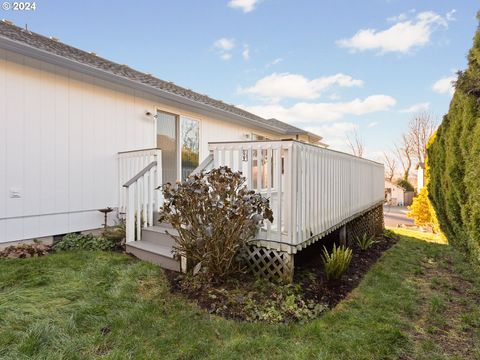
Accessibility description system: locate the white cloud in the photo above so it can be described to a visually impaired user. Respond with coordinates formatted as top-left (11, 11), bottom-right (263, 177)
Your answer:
top-left (239, 95), bottom-right (396, 123)
top-left (306, 122), bottom-right (358, 149)
top-left (265, 58), bottom-right (283, 68)
top-left (366, 150), bottom-right (386, 163)
top-left (368, 121), bottom-right (379, 127)
top-left (213, 38), bottom-right (235, 60)
top-left (432, 75), bottom-right (456, 95)
top-left (214, 38), bottom-right (235, 51)
top-left (387, 8), bottom-right (416, 23)
top-left (242, 44), bottom-right (250, 60)
top-left (387, 12), bottom-right (409, 23)
top-left (228, 0), bottom-right (258, 13)
top-left (337, 10), bottom-right (453, 53)
top-left (240, 72), bottom-right (364, 100)
top-left (400, 102), bottom-right (430, 113)
top-left (446, 9), bottom-right (456, 21)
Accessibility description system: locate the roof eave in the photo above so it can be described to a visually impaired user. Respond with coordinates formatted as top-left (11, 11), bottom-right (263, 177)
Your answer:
top-left (0, 35), bottom-right (291, 135)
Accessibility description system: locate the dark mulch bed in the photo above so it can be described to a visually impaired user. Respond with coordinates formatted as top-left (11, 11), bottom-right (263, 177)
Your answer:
top-left (294, 231), bottom-right (398, 308)
top-left (165, 230), bottom-right (398, 322)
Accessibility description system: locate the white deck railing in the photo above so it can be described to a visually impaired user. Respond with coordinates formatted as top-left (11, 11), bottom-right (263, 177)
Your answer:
top-left (118, 149), bottom-right (163, 213)
top-left (118, 149), bottom-right (163, 242)
top-left (209, 140), bottom-right (384, 252)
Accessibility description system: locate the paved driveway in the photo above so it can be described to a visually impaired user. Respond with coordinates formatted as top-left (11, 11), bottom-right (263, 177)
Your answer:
top-left (383, 205), bottom-right (414, 227)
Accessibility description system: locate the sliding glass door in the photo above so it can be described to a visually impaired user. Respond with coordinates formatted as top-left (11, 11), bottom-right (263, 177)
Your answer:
top-left (156, 112), bottom-right (200, 183)
top-left (156, 111), bottom-right (178, 184)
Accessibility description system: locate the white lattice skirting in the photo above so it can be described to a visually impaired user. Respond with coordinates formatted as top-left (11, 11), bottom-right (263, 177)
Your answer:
top-left (245, 204), bottom-right (384, 282)
top-left (244, 246), bottom-right (294, 282)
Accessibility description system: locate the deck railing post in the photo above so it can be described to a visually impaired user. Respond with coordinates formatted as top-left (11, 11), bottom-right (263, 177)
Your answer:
top-left (119, 148), bottom-right (163, 243)
top-left (155, 150), bottom-right (163, 211)
top-left (126, 186), bottom-right (135, 243)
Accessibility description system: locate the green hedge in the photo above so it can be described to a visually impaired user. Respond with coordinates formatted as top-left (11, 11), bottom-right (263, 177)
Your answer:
top-left (428, 13), bottom-right (480, 266)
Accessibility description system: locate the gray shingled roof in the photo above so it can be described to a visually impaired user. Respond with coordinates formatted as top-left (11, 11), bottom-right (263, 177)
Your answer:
top-left (0, 20), bottom-right (318, 138)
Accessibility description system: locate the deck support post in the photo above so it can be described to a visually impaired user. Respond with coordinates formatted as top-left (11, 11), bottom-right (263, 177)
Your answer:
top-left (339, 225), bottom-right (347, 246)
top-left (282, 253), bottom-right (294, 283)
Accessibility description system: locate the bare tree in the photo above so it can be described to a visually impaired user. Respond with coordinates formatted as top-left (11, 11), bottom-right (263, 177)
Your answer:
top-left (407, 112), bottom-right (437, 164)
top-left (383, 152), bottom-right (397, 182)
top-left (395, 134), bottom-right (414, 180)
top-left (347, 129), bottom-right (365, 158)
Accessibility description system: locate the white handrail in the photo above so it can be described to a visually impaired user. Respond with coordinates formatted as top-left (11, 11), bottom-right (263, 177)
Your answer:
top-left (119, 149), bottom-right (163, 243)
top-left (208, 140), bottom-right (384, 250)
top-left (191, 153), bottom-right (214, 175)
top-left (118, 148), bottom-right (163, 214)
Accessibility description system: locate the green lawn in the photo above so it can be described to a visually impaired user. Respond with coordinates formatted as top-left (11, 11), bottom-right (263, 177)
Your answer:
top-left (1, 230), bottom-right (479, 360)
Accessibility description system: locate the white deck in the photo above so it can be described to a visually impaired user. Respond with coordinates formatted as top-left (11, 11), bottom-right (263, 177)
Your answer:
top-left (122, 140), bottom-right (384, 254)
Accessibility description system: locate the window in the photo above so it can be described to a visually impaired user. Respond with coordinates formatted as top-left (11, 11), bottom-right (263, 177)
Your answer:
top-left (181, 117), bottom-right (199, 179)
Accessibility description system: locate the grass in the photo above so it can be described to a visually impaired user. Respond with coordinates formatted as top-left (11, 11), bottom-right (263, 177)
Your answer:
top-left (0, 230), bottom-right (479, 359)
top-left (386, 226), bottom-right (447, 244)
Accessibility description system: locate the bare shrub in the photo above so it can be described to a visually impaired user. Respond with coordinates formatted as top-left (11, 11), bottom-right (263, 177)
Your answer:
top-left (159, 167), bottom-right (273, 282)
top-left (0, 242), bottom-right (51, 258)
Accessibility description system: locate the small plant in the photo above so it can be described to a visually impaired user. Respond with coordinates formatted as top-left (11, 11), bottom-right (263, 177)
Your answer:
top-left (321, 243), bottom-right (353, 281)
top-left (355, 233), bottom-right (378, 251)
top-left (178, 276), bottom-right (328, 323)
top-left (243, 291), bottom-right (327, 323)
top-left (159, 166), bottom-right (273, 282)
top-left (53, 233), bottom-right (116, 252)
top-left (0, 241), bottom-right (51, 258)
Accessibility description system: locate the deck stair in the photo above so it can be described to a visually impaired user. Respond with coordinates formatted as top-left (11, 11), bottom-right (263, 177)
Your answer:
top-left (126, 224), bottom-right (180, 271)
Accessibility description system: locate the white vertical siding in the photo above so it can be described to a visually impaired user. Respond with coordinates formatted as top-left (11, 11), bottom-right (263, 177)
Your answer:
top-left (0, 49), bottom-right (156, 243)
top-left (0, 49), bottom-right (5, 241)
top-left (200, 117), bottom-right (282, 161)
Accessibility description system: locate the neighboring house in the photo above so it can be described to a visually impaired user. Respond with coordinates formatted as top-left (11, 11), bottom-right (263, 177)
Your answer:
top-left (416, 162), bottom-right (425, 191)
top-left (384, 181), bottom-right (405, 206)
top-left (0, 21), bottom-right (384, 280)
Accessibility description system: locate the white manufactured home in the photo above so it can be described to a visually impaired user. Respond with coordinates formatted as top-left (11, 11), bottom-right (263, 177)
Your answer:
top-left (0, 21), bottom-right (384, 279)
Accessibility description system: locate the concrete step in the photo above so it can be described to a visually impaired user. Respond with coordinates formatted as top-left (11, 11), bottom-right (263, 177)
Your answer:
top-left (126, 240), bottom-right (180, 272)
top-left (141, 225), bottom-right (178, 248)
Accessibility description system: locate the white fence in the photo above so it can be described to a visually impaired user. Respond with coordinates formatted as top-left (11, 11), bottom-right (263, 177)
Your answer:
top-left (118, 149), bottom-right (163, 242)
top-left (209, 140), bottom-right (384, 252)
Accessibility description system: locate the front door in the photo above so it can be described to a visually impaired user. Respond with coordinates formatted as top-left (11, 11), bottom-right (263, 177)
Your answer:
top-left (156, 111), bottom-right (178, 184)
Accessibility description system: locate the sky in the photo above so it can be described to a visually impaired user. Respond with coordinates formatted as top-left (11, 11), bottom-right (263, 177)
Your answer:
top-left (3, 0), bottom-right (478, 161)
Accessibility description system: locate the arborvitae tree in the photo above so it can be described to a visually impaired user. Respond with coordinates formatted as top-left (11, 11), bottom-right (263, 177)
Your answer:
top-left (428, 12), bottom-right (480, 266)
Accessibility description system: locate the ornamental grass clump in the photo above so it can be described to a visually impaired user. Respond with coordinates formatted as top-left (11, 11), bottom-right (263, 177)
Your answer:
top-left (159, 166), bottom-right (273, 282)
top-left (355, 233), bottom-right (378, 251)
top-left (321, 243), bottom-right (353, 281)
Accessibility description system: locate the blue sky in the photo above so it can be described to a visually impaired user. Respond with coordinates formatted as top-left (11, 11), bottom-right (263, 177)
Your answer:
top-left (3, 0), bottom-right (478, 160)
